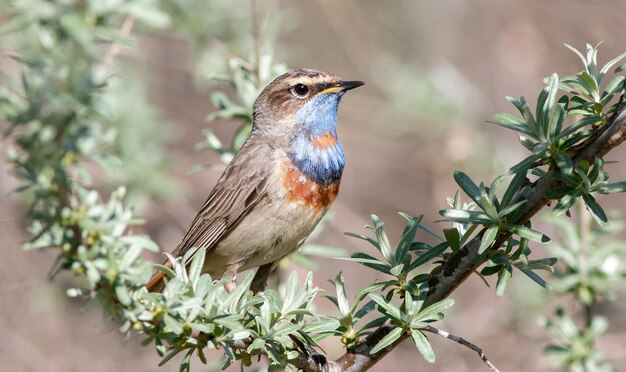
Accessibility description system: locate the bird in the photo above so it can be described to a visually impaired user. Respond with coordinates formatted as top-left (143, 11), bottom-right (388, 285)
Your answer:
top-left (146, 68), bottom-right (363, 293)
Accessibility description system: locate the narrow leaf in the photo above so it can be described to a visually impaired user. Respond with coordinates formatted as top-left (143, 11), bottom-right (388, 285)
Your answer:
top-left (416, 299), bottom-right (455, 322)
top-left (188, 246), bottom-right (206, 284)
top-left (553, 151), bottom-right (573, 174)
top-left (409, 242), bottom-right (449, 271)
top-left (411, 330), bottom-right (435, 363)
top-left (439, 209), bottom-right (493, 224)
top-left (596, 182), bottom-right (626, 194)
top-left (501, 168), bottom-right (529, 208)
top-left (371, 327), bottom-right (405, 354)
top-left (372, 215), bottom-right (394, 264)
top-left (541, 73), bottom-right (559, 137)
top-left (443, 228), bottom-right (460, 251)
top-left (520, 267), bottom-right (551, 289)
top-left (582, 193), bottom-right (608, 227)
top-left (369, 293), bottom-right (402, 321)
top-left (491, 113), bottom-right (536, 138)
top-left (479, 225), bottom-right (499, 255)
top-left (395, 217), bottom-right (419, 264)
top-left (495, 265), bottom-right (512, 296)
top-left (504, 224), bottom-right (551, 243)
top-left (334, 273), bottom-right (350, 316)
top-left (453, 170), bottom-right (481, 205)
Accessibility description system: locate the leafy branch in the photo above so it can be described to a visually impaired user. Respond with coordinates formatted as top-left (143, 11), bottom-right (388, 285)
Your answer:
top-left (328, 43), bottom-right (626, 371)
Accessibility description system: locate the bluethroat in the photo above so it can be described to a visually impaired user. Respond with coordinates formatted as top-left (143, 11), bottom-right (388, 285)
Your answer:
top-left (147, 68), bottom-right (363, 293)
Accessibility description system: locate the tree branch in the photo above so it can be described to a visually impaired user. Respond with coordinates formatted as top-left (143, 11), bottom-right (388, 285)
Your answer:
top-left (332, 105), bottom-right (626, 371)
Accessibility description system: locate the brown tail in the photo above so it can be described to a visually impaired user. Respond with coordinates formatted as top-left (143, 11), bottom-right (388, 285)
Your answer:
top-left (146, 267), bottom-right (167, 292)
top-left (147, 244), bottom-right (183, 292)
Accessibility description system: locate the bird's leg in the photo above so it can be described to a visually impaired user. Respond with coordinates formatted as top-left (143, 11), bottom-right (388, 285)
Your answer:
top-left (224, 276), bottom-right (237, 292)
top-left (224, 265), bottom-right (238, 292)
top-left (250, 261), bottom-right (277, 294)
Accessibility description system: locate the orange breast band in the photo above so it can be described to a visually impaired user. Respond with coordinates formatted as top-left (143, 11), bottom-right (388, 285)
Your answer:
top-left (311, 132), bottom-right (337, 149)
top-left (282, 163), bottom-right (340, 211)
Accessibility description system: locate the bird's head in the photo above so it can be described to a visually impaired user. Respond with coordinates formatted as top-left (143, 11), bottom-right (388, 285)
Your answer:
top-left (252, 68), bottom-right (363, 140)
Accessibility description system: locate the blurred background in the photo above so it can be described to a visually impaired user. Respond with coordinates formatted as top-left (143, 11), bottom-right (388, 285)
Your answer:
top-left (2, 0), bottom-right (626, 371)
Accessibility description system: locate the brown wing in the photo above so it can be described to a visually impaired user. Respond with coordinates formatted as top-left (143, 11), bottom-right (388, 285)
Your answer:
top-left (146, 140), bottom-right (272, 292)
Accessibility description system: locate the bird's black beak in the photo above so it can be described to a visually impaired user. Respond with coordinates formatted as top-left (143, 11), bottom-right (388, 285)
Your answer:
top-left (339, 80), bottom-right (365, 92)
top-left (319, 80), bottom-right (365, 94)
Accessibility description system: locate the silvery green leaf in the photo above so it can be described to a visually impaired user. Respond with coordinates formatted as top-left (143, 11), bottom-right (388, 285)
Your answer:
top-left (371, 215), bottom-right (394, 264)
top-left (496, 265), bottom-right (512, 296)
top-left (443, 228), bottom-right (460, 251)
top-left (409, 242), bottom-right (448, 271)
top-left (498, 200), bottom-right (527, 219)
top-left (582, 193), bottom-right (608, 227)
top-left (354, 300), bottom-right (377, 320)
top-left (411, 330), bottom-right (435, 363)
top-left (120, 242), bottom-right (143, 270)
top-left (224, 271), bottom-right (254, 309)
top-left (491, 113), bottom-right (536, 138)
top-left (600, 75), bottom-right (625, 106)
top-left (439, 209), bottom-right (493, 224)
top-left (265, 345), bottom-right (286, 366)
top-left (510, 154), bottom-right (541, 175)
top-left (415, 299), bottom-right (454, 323)
top-left (303, 318), bottom-right (341, 334)
top-left (541, 73), bottom-right (559, 137)
top-left (478, 225), bottom-right (499, 255)
top-left (370, 326), bottom-right (405, 354)
top-left (248, 338), bottom-right (266, 352)
top-left (115, 284), bottom-right (132, 306)
top-left (163, 314), bottom-right (183, 335)
top-left (578, 71), bottom-right (600, 100)
top-left (214, 317), bottom-right (244, 331)
top-left (395, 216), bottom-right (419, 264)
top-left (158, 348), bottom-right (183, 367)
top-left (599, 51), bottom-right (626, 81)
top-left (369, 293), bottom-right (402, 321)
top-left (504, 224), bottom-right (551, 243)
top-left (548, 103), bottom-right (565, 140)
top-left (282, 271), bottom-right (299, 311)
top-left (519, 96), bottom-right (540, 140)
top-left (417, 222), bottom-right (445, 241)
top-left (342, 252), bottom-right (392, 274)
top-left (389, 264), bottom-right (404, 277)
top-left (188, 246), bottom-right (205, 285)
top-left (332, 272), bottom-right (350, 316)
top-left (518, 134), bottom-right (536, 150)
top-left (344, 232), bottom-right (380, 250)
top-left (360, 316), bottom-right (388, 331)
top-left (558, 115), bottom-right (602, 139)
top-left (521, 268), bottom-right (551, 289)
top-left (554, 151), bottom-right (573, 174)
top-left (595, 182), bottom-right (626, 194)
top-left (453, 170), bottom-right (481, 206)
top-left (553, 193), bottom-right (580, 217)
top-left (355, 282), bottom-right (390, 301)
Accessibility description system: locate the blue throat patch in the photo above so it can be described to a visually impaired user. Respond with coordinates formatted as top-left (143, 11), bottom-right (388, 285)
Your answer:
top-left (287, 93), bottom-right (345, 187)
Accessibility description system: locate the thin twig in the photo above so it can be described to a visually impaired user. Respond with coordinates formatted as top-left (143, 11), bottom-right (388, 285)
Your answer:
top-left (423, 326), bottom-right (500, 372)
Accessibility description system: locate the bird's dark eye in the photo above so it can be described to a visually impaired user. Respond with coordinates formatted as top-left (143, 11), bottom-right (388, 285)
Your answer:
top-left (292, 83), bottom-right (309, 97)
